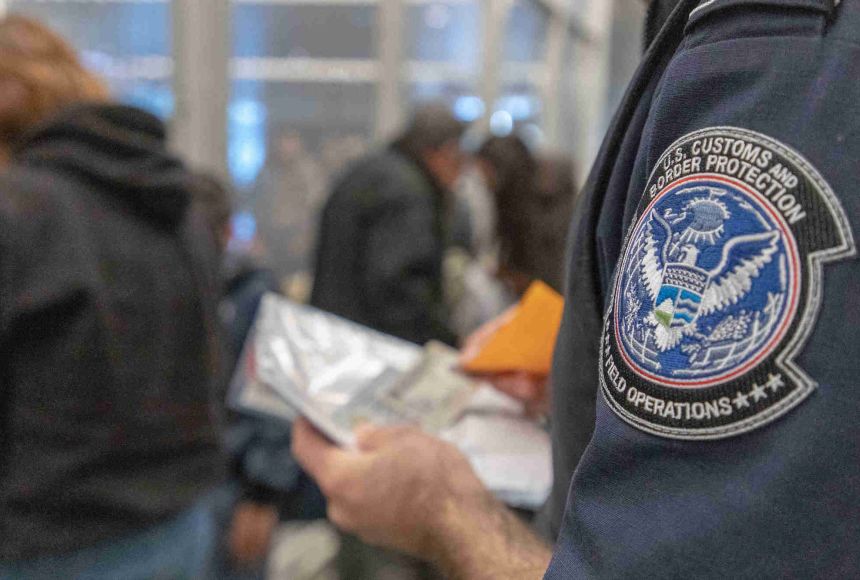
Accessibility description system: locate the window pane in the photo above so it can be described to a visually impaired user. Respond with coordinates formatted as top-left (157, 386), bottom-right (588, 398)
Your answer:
top-left (406, 1), bottom-right (480, 65)
top-left (408, 81), bottom-right (483, 123)
top-left (229, 68), bottom-right (375, 289)
top-left (229, 80), bottom-right (375, 194)
top-left (501, 0), bottom-right (548, 63)
top-left (556, 33), bottom-right (579, 161)
top-left (7, 0), bottom-right (173, 118)
top-left (567, 0), bottom-right (591, 23)
top-left (403, 1), bottom-right (482, 120)
top-left (493, 0), bottom-right (548, 142)
top-left (234, 3), bottom-right (376, 59)
top-left (230, 1), bottom-right (380, 291)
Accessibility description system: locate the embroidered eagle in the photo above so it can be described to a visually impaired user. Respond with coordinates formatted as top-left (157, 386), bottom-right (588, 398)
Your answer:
top-left (638, 209), bottom-right (781, 352)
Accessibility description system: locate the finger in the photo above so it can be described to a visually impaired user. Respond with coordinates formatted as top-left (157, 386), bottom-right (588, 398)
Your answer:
top-left (492, 372), bottom-right (537, 401)
top-left (355, 423), bottom-right (420, 452)
top-left (459, 307), bottom-right (517, 365)
top-left (291, 418), bottom-right (346, 479)
top-left (515, 372), bottom-right (545, 399)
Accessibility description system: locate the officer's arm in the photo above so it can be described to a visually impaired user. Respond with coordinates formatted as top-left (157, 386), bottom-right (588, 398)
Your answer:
top-left (431, 496), bottom-right (553, 580)
top-left (291, 419), bottom-right (552, 579)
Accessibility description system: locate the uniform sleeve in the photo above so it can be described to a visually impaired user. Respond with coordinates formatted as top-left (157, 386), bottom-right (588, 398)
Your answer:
top-left (546, 2), bottom-right (860, 578)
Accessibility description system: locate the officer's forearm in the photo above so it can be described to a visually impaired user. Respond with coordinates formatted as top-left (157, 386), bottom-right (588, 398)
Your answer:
top-left (427, 491), bottom-right (552, 580)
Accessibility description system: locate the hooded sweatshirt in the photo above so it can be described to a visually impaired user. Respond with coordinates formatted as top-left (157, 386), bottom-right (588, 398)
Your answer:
top-left (0, 104), bottom-right (225, 561)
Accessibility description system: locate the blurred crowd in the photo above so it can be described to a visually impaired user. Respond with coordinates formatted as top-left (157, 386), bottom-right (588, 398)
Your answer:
top-left (248, 119), bottom-right (576, 325)
top-left (0, 14), bottom-right (576, 580)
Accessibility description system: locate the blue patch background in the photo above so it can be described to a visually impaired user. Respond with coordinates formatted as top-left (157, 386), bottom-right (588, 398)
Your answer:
top-left (616, 179), bottom-right (793, 383)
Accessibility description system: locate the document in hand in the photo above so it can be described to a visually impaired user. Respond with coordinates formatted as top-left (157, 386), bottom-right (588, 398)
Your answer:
top-left (230, 293), bottom-right (552, 508)
top-left (460, 280), bottom-right (564, 376)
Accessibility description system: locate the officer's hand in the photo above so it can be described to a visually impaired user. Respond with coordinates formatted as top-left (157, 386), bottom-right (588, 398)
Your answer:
top-left (290, 418), bottom-right (490, 560)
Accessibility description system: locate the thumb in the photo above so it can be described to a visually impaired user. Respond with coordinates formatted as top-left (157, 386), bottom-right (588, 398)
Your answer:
top-left (291, 418), bottom-right (344, 477)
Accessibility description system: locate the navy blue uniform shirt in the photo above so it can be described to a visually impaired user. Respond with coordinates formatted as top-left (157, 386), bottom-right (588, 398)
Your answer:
top-left (546, 1), bottom-right (859, 577)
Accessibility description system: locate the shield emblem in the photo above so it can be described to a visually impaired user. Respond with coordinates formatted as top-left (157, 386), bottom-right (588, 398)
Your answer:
top-left (653, 263), bottom-right (708, 329)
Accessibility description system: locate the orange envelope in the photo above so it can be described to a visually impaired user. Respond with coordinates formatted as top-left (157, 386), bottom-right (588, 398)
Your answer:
top-left (461, 280), bottom-right (564, 376)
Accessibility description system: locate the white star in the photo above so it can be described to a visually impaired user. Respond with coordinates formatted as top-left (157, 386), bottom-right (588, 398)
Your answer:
top-left (732, 390), bottom-right (750, 409)
top-left (766, 373), bottom-right (785, 393)
top-left (750, 382), bottom-right (768, 402)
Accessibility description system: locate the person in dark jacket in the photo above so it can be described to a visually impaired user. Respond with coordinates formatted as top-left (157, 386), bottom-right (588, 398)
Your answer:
top-left (0, 16), bottom-right (225, 578)
top-left (311, 104), bottom-right (468, 345)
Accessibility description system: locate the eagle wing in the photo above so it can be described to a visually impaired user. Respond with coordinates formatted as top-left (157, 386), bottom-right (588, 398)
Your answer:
top-left (700, 230), bottom-right (780, 316)
top-left (641, 211), bottom-right (672, 302)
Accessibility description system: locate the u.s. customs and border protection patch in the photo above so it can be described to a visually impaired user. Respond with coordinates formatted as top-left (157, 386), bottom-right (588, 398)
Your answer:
top-left (600, 127), bottom-right (855, 439)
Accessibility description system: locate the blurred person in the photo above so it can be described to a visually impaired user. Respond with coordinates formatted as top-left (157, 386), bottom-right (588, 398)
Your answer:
top-left (194, 173), bottom-right (279, 368)
top-left (452, 162), bottom-right (497, 262)
top-left (498, 154), bottom-right (577, 295)
top-left (473, 134), bottom-right (539, 297)
top-left (253, 129), bottom-right (326, 291)
top-left (319, 132), bottom-right (368, 180)
top-left (311, 104), bottom-right (468, 578)
top-left (311, 103), bottom-right (468, 345)
top-left (454, 137), bottom-right (577, 414)
top-left (293, 1), bottom-right (860, 578)
top-left (194, 174), bottom-right (328, 579)
top-left (445, 135), bottom-right (536, 341)
top-left (451, 136), bottom-right (576, 319)
top-left (474, 135), bottom-right (577, 295)
top-left (0, 16), bottom-right (225, 578)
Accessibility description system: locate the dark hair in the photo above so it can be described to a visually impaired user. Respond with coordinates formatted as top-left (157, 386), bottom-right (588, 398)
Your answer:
top-left (477, 135), bottom-right (578, 292)
top-left (476, 134), bottom-right (536, 196)
top-left (476, 135), bottom-right (536, 285)
top-left (392, 103), bottom-right (468, 158)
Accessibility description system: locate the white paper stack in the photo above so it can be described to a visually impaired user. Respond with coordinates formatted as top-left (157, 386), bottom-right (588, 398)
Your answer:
top-left (231, 293), bottom-right (552, 509)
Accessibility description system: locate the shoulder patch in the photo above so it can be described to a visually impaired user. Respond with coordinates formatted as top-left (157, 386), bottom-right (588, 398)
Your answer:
top-left (600, 127), bottom-right (855, 439)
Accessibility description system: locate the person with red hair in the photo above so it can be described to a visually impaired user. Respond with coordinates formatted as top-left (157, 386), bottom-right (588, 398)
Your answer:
top-left (0, 16), bottom-right (226, 578)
